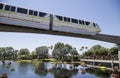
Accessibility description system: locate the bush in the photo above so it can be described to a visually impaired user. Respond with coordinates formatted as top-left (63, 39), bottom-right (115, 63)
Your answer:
top-left (42, 59), bottom-right (50, 62)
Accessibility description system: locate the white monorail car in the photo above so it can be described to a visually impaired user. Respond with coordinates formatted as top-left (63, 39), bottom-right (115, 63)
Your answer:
top-left (53, 15), bottom-right (101, 35)
top-left (0, 3), bottom-right (50, 30)
top-left (0, 3), bottom-right (101, 35)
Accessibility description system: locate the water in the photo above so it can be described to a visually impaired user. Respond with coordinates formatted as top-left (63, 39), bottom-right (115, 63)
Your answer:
top-left (0, 61), bottom-right (112, 78)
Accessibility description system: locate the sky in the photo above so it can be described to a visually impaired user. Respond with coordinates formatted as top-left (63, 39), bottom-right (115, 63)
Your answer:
top-left (0, 0), bottom-right (120, 54)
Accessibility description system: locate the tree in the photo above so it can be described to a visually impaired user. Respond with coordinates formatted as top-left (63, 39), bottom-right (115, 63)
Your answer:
top-left (110, 47), bottom-right (118, 55)
top-left (80, 46), bottom-right (88, 55)
top-left (52, 49), bottom-right (61, 60)
top-left (50, 45), bottom-right (53, 49)
top-left (52, 42), bottom-right (65, 60)
top-left (35, 46), bottom-right (48, 59)
top-left (90, 45), bottom-right (102, 51)
top-left (31, 51), bottom-right (36, 59)
top-left (19, 48), bottom-right (30, 55)
top-left (62, 44), bottom-right (72, 61)
top-left (0, 47), bottom-right (15, 60)
top-left (99, 48), bottom-right (109, 59)
top-left (54, 42), bottom-right (64, 49)
top-left (70, 48), bottom-right (78, 56)
top-left (64, 44), bottom-right (72, 52)
top-left (53, 42), bottom-right (73, 60)
top-left (19, 48), bottom-right (30, 60)
top-left (99, 48), bottom-right (108, 56)
top-left (60, 47), bottom-right (69, 61)
top-left (5, 47), bottom-right (14, 59)
top-left (12, 49), bottom-right (18, 60)
top-left (84, 50), bottom-right (93, 59)
top-left (70, 48), bottom-right (79, 61)
top-left (89, 45), bottom-right (105, 59)
top-left (83, 45), bottom-right (110, 59)
top-left (0, 47), bottom-right (5, 60)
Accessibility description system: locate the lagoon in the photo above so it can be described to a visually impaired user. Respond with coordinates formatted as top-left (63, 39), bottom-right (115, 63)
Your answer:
top-left (0, 61), bottom-right (112, 78)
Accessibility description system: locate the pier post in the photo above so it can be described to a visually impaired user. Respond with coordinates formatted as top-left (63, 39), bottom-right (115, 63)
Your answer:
top-left (111, 60), bottom-right (113, 69)
top-left (118, 44), bottom-right (120, 69)
top-left (93, 59), bottom-right (95, 67)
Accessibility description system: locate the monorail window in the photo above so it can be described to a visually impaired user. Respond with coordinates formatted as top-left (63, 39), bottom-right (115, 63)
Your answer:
top-left (86, 21), bottom-right (90, 25)
top-left (39, 12), bottom-right (47, 17)
top-left (17, 7), bottom-right (27, 14)
top-left (68, 18), bottom-right (70, 22)
top-left (93, 23), bottom-right (96, 27)
top-left (64, 17), bottom-right (67, 21)
top-left (5, 5), bottom-right (10, 11)
top-left (11, 6), bottom-right (16, 12)
top-left (56, 15), bottom-right (63, 21)
top-left (34, 11), bottom-right (38, 16)
top-left (64, 17), bottom-right (70, 22)
top-left (29, 10), bottom-right (33, 15)
top-left (0, 3), bottom-right (3, 9)
top-left (95, 23), bottom-right (99, 27)
top-left (81, 20), bottom-right (84, 25)
top-left (72, 18), bottom-right (78, 24)
top-left (79, 20), bottom-right (82, 24)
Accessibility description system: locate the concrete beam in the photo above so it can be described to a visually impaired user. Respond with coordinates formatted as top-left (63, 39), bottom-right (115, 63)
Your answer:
top-left (81, 59), bottom-right (119, 63)
top-left (0, 23), bottom-right (120, 44)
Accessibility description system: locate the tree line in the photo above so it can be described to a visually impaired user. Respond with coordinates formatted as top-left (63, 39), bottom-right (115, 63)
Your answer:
top-left (0, 42), bottom-right (79, 61)
top-left (0, 43), bottom-right (118, 61)
top-left (82, 45), bottom-right (118, 60)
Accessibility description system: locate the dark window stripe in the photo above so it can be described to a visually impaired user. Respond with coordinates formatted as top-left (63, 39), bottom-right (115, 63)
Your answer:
top-left (56, 15), bottom-right (63, 21)
top-left (39, 12), bottom-right (47, 17)
top-left (5, 5), bottom-right (10, 11)
top-left (17, 7), bottom-right (27, 14)
top-left (0, 3), bottom-right (3, 9)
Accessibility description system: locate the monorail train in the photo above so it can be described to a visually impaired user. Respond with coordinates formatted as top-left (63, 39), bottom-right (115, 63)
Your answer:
top-left (0, 3), bottom-right (101, 35)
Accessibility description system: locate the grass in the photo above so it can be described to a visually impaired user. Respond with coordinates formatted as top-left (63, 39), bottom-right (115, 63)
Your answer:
top-left (44, 58), bottom-right (57, 61)
top-left (17, 59), bottom-right (32, 63)
top-left (17, 59), bottom-right (81, 65)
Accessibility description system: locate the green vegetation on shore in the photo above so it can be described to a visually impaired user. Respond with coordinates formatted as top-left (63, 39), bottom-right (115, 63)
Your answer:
top-left (0, 42), bottom-right (118, 63)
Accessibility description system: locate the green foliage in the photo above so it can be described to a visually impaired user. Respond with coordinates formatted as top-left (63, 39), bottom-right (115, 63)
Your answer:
top-left (83, 45), bottom-right (118, 59)
top-left (99, 48), bottom-right (108, 56)
top-left (1, 44), bottom-right (118, 61)
top-left (52, 42), bottom-right (79, 61)
top-left (35, 46), bottom-right (49, 59)
top-left (0, 47), bottom-right (18, 60)
top-left (70, 48), bottom-right (78, 55)
top-left (19, 48), bottom-right (30, 60)
top-left (84, 50), bottom-right (93, 56)
top-left (54, 42), bottom-right (64, 49)
top-left (19, 48), bottom-right (30, 55)
top-left (84, 45), bottom-right (109, 57)
top-left (90, 45), bottom-right (102, 51)
top-left (31, 51), bottom-right (36, 55)
top-left (110, 47), bottom-right (118, 54)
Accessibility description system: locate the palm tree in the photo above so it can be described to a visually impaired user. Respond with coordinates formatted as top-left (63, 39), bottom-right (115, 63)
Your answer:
top-left (80, 46), bottom-right (88, 58)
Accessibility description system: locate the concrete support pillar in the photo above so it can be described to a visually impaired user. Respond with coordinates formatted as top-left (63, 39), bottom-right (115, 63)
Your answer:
top-left (111, 60), bottom-right (113, 69)
top-left (118, 44), bottom-right (120, 69)
top-left (93, 59), bottom-right (95, 66)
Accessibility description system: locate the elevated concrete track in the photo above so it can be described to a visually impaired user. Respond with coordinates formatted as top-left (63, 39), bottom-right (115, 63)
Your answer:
top-left (0, 23), bottom-right (120, 44)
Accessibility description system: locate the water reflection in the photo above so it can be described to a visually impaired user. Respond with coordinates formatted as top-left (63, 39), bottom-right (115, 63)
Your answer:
top-left (35, 63), bottom-right (48, 76)
top-left (52, 66), bottom-right (78, 78)
top-left (86, 67), bottom-right (111, 78)
top-left (35, 63), bottom-right (79, 78)
top-left (18, 62), bottom-right (34, 75)
top-left (0, 61), bottom-right (113, 78)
